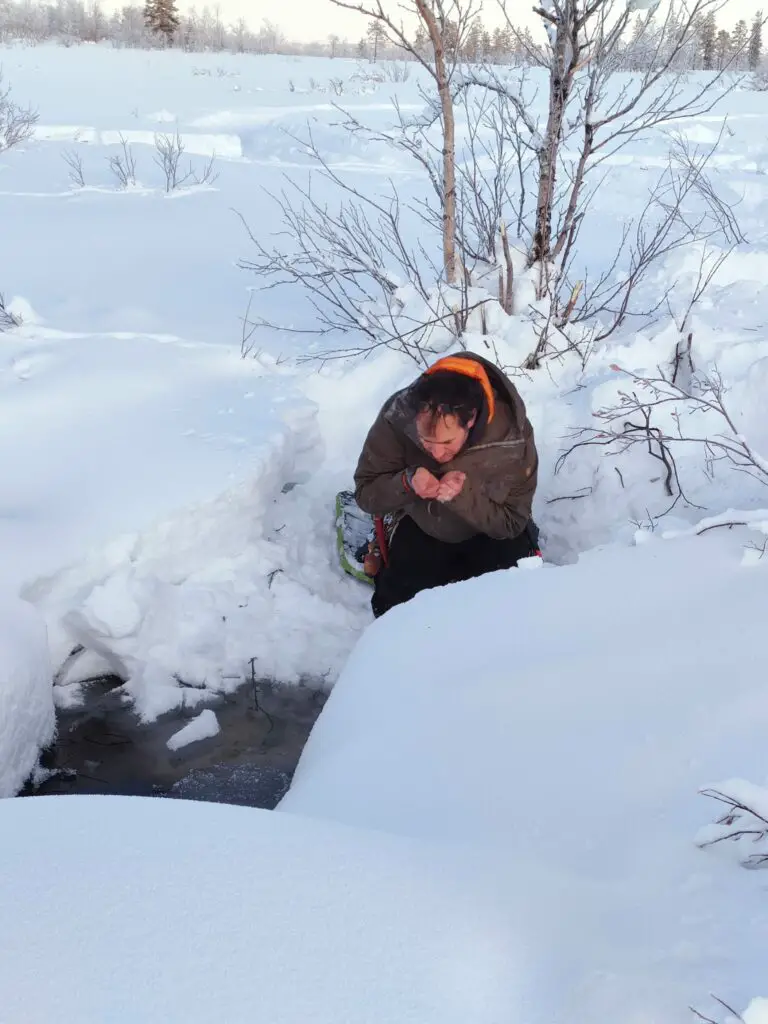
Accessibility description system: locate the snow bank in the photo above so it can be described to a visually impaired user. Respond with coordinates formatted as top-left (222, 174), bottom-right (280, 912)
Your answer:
top-left (0, 327), bottom-right (368, 720)
top-left (0, 597), bottom-right (54, 797)
top-left (31, 448), bottom-right (368, 721)
top-left (0, 794), bottom-right (519, 1023)
top-left (280, 529), bottom-right (768, 1017)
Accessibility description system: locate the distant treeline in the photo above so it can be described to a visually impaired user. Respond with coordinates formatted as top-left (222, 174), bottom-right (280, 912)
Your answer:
top-left (0, 0), bottom-right (763, 72)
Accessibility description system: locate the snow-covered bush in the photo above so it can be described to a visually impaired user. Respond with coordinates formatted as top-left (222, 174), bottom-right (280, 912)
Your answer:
top-left (698, 781), bottom-right (768, 869)
top-left (0, 293), bottom-right (20, 332)
top-left (153, 130), bottom-right (219, 191)
top-left (0, 72), bottom-right (37, 153)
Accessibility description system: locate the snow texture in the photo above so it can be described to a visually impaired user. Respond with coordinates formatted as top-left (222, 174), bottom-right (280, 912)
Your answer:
top-left (746, 999), bottom-right (768, 1024)
top-left (1, 46), bottom-right (767, 722)
top-left (0, 39), bottom-right (767, 1017)
top-left (280, 529), bottom-right (768, 1018)
top-left (166, 709), bottom-right (220, 751)
top-left (0, 794), bottom-right (519, 1024)
top-left (0, 598), bottom-right (55, 797)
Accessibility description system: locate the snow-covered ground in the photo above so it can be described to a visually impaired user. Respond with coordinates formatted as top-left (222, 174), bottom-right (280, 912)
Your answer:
top-left (280, 525), bottom-right (768, 1020)
top-left (0, 596), bottom-right (54, 796)
top-left (2, 45), bottom-right (768, 724)
top-left (1, 37), bottom-right (768, 1021)
top-left (1, 793), bottom-right (520, 1023)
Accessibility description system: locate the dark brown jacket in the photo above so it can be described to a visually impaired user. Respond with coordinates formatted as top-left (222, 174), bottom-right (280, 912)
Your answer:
top-left (354, 352), bottom-right (538, 543)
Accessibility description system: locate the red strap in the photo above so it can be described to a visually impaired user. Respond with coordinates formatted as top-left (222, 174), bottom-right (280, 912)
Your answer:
top-left (374, 517), bottom-right (389, 567)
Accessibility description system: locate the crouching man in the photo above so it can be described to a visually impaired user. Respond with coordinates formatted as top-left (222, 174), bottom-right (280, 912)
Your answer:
top-left (354, 351), bottom-right (540, 618)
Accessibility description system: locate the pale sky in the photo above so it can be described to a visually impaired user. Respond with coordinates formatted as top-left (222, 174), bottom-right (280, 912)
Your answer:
top-left (189, 0), bottom-right (768, 43)
top-left (103, 0), bottom-right (768, 44)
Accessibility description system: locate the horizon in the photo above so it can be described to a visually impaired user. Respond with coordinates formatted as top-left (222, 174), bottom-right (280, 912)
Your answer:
top-left (89, 0), bottom-right (768, 45)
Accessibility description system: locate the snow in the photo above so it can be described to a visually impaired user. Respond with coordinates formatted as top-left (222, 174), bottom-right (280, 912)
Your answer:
top-left (0, 597), bottom-right (54, 797)
top-left (0, 45), bottom-right (767, 722)
top-left (746, 999), bottom-right (768, 1024)
top-left (166, 708), bottom-right (220, 750)
top-left (0, 37), bottom-right (767, 1019)
top-left (0, 794), bottom-right (519, 1023)
top-left (280, 528), bottom-right (768, 1018)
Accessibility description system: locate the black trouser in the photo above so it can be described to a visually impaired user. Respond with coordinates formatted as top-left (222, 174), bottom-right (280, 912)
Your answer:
top-left (371, 514), bottom-right (539, 618)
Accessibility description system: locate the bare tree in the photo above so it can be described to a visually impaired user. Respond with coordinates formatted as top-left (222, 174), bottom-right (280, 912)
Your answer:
top-left (529, 130), bottom-right (741, 367)
top-left (154, 131), bottom-right (186, 189)
top-left (237, 0), bottom-right (499, 367)
top-left (333, 74), bottom-right (530, 313)
top-left (488, 0), bottom-right (747, 285)
top-left (62, 148), bottom-right (86, 188)
top-left (437, 0), bottom-right (754, 367)
top-left (0, 73), bottom-right (38, 153)
top-left (107, 133), bottom-right (138, 188)
top-left (153, 130), bottom-right (218, 190)
top-left (236, 128), bottom-right (489, 366)
top-left (330, 0), bottom-right (482, 285)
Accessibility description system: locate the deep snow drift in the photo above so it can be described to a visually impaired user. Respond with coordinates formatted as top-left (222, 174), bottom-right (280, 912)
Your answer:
top-left (0, 794), bottom-right (519, 1024)
top-left (280, 525), bottom-right (768, 1019)
top-left (0, 597), bottom-right (54, 797)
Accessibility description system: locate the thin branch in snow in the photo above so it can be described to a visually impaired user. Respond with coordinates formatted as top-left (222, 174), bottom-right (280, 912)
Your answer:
top-left (690, 997), bottom-right (746, 1024)
top-left (698, 786), bottom-right (768, 869)
top-left (62, 148), bottom-right (86, 188)
top-left (0, 292), bottom-right (20, 331)
top-left (0, 72), bottom-right (38, 152)
top-left (107, 133), bottom-right (138, 188)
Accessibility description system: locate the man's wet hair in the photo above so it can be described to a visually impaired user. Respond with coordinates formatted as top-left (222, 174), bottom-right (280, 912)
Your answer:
top-left (409, 370), bottom-right (484, 430)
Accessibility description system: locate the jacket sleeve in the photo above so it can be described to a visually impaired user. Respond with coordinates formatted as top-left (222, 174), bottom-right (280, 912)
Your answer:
top-left (354, 408), bottom-right (417, 517)
top-left (446, 434), bottom-right (538, 541)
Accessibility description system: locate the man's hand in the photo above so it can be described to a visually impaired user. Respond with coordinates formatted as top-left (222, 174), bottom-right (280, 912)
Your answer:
top-left (411, 467), bottom-right (441, 499)
top-left (437, 470), bottom-right (466, 502)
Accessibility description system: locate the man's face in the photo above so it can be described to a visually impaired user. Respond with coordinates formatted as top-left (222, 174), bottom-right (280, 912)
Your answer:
top-left (415, 410), bottom-right (474, 464)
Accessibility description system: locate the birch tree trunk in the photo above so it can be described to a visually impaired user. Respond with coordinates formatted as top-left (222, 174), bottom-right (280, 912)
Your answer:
top-left (416, 0), bottom-right (457, 285)
top-left (530, 5), bottom-right (578, 274)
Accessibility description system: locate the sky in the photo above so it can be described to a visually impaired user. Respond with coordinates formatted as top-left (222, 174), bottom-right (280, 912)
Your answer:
top-left (96, 0), bottom-right (768, 44)
top-left (170, 1), bottom-right (534, 42)
top-left (193, 1), bottom-right (768, 43)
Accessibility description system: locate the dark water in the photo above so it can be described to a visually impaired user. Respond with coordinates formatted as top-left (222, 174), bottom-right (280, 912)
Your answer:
top-left (26, 675), bottom-right (328, 809)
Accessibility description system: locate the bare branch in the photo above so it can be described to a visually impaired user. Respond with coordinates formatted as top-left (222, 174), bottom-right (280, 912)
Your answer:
top-left (107, 133), bottom-right (138, 189)
top-left (556, 359), bottom-right (768, 514)
top-left (0, 72), bottom-right (38, 153)
top-left (0, 292), bottom-right (20, 332)
top-left (699, 786), bottom-right (768, 870)
top-left (62, 148), bottom-right (86, 189)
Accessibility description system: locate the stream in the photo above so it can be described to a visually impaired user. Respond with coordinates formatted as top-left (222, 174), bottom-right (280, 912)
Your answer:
top-left (25, 675), bottom-right (328, 808)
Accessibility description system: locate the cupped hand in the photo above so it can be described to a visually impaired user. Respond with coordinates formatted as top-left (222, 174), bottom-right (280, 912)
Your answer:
top-left (436, 470), bottom-right (466, 502)
top-left (411, 467), bottom-right (441, 499)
